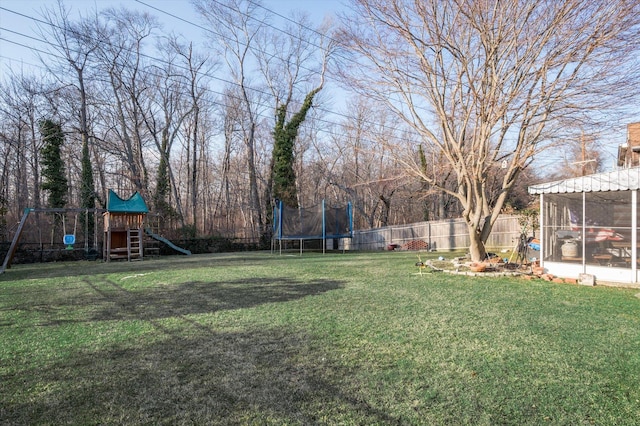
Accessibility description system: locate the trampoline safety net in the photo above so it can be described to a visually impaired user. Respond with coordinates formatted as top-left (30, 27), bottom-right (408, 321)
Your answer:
top-left (273, 200), bottom-right (353, 240)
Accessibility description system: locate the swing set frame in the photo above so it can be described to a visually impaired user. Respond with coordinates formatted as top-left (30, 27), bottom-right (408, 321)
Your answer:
top-left (1, 207), bottom-right (105, 274)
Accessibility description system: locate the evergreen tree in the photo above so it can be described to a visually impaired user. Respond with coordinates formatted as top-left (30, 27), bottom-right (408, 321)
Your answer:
top-left (40, 119), bottom-right (68, 209)
top-left (270, 88), bottom-right (320, 209)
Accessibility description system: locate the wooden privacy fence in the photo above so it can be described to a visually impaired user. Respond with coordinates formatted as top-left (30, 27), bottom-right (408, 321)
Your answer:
top-left (344, 215), bottom-right (523, 252)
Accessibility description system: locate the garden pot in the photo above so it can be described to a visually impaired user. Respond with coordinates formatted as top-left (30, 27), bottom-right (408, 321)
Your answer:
top-left (469, 262), bottom-right (487, 272)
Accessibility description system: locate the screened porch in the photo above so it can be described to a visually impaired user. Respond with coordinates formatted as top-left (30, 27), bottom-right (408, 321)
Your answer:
top-left (528, 168), bottom-right (640, 284)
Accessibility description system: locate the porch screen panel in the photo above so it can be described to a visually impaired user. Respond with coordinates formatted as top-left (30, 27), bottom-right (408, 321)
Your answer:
top-left (584, 192), bottom-right (631, 268)
top-left (543, 193), bottom-right (582, 262)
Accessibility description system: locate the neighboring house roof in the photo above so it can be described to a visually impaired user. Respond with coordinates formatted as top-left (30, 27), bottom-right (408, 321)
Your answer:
top-left (106, 189), bottom-right (149, 213)
top-left (528, 167), bottom-right (640, 194)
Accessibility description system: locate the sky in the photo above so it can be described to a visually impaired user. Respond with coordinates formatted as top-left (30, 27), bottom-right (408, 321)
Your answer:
top-left (0, 0), bottom-right (630, 169)
top-left (0, 0), bottom-right (346, 76)
top-left (0, 0), bottom-right (351, 149)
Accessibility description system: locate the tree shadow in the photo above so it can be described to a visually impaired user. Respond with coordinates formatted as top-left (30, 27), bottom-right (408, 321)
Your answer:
top-left (0, 252), bottom-right (286, 281)
top-left (1, 324), bottom-right (402, 424)
top-left (1, 256), bottom-right (407, 423)
top-left (4, 276), bottom-right (344, 325)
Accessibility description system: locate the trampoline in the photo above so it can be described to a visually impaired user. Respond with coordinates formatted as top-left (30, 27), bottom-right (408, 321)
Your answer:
top-left (272, 200), bottom-right (353, 254)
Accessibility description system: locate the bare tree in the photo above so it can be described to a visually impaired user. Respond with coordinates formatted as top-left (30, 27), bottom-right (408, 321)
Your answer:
top-left (194, 0), bottom-right (269, 240)
top-left (327, 98), bottom-right (410, 228)
top-left (37, 1), bottom-right (104, 243)
top-left (95, 7), bottom-right (159, 196)
top-left (136, 35), bottom-right (189, 227)
top-left (0, 73), bottom-right (52, 213)
top-left (212, 87), bottom-right (244, 236)
top-left (416, 143), bottom-right (462, 221)
top-left (173, 38), bottom-right (214, 232)
top-left (546, 133), bottom-right (605, 180)
top-left (339, 0), bottom-right (640, 260)
top-left (258, 12), bottom-right (333, 213)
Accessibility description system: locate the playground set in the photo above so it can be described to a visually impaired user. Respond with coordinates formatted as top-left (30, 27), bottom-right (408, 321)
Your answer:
top-left (0, 190), bottom-right (190, 274)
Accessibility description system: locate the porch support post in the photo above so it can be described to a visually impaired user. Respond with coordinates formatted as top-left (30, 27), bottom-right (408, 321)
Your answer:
top-left (539, 194), bottom-right (544, 267)
top-left (582, 192), bottom-right (587, 273)
top-left (632, 190), bottom-right (637, 282)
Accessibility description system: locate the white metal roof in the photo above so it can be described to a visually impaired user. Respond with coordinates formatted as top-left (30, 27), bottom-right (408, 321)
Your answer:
top-left (528, 167), bottom-right (640, 194)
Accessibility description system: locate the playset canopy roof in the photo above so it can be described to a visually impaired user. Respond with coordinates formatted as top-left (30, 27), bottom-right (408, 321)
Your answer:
top-left (106, 190), bottom-right (149, 213)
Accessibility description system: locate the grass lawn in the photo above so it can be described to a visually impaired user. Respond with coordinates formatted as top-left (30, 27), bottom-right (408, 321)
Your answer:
top-left (1, 251), bottom-right (639, 425)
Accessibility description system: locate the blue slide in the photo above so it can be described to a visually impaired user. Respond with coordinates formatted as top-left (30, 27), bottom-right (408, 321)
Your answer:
top-left (145, 228), bottom-right (192, 255)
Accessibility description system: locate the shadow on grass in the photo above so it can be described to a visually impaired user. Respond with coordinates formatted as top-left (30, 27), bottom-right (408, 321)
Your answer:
top-left (0, 252), bottom-right (282, 281)
top-left (1, 324), bottom-right (401, 424)
top-left (4, 276), bottom-right (344, 325)
top-left (1, 275), bottom-right (404, 423)
top-left (86, 277), bottom-right (343, 322)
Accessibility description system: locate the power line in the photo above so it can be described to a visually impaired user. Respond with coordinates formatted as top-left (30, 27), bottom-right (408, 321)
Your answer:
top-left (0, 29), bottom-right (344, 138)
top-left (0, 4), bottom-right (426, 145)
top-left (0, 4), bottom-right (368, 130)
top-left (0, 1), bottom-right (466, 142)
top-left (0, 3), bottom-right (619, 171)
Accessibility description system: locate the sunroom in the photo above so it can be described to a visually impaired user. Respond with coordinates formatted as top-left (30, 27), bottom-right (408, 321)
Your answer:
top-left (528, 167), bottom-right (640, 285)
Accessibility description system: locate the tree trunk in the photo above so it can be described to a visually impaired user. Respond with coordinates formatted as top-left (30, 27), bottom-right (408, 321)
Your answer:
top-left (245, 122), bottom-right (263, 237)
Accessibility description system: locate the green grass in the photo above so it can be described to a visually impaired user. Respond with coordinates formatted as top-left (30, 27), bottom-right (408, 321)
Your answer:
top-left (1, 251), bottom-right (639, 425)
